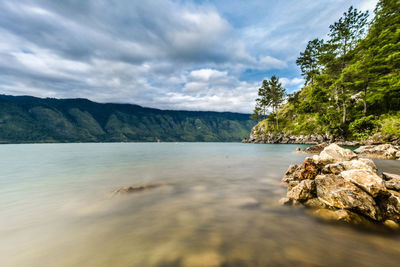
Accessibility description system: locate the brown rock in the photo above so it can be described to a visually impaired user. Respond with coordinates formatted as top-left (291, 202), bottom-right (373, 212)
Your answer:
top-left (113, 183), bottom-right (165, 195)
top-left (287, 179), bottom-right (316, 201)
top-left (315, 174), bottom-right (380, 220)
top-left (312, 209), bottom-right (372, 225)
top-left (282, 164), bottom-right (299, 183)
top-left (303, 198), bottom-right (328, 209)
top-left (317, 144), bottom-right (358, 165)
top-left (382, 172), bottom-right (400, 191)
top-left (340, 169), bottom-right (386, 197)
top-left (288, 180), bottom-right (299, 191)
top-left (303, 143), bottom-right (328, 154)
top-left (354, 144), bottom-right (399, 159)
top-left (380, 190), bottom-right (400, 222)
top-left (384, 219), bottom-right (400, 230)
top-left (322, 159), bottom-right (378, 175)
top-left (298, 158), bottom-right (319, 180)
top-left (322, 162), bottom-right (345, 175)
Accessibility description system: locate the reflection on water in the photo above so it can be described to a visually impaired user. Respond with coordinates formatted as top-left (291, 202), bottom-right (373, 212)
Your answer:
top-left (1, 143), bottom-right (400, 266)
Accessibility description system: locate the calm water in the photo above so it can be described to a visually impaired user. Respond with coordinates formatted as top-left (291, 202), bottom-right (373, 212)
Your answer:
top-left (1, 143), bottom-right (400, 267)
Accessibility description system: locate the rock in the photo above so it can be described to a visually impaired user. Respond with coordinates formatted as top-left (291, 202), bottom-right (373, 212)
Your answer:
top-left (380, 190), bottom-right (400, 222)
top-left (312, 209), bottom-right (372, 226)
top-left (316, 144), bottom-right (358, 165)
top-left (354, 144), bottom-right (400, 159)
top-left (279, 197), bottom-right (292, 205)
top-left (303, 198), bottom-right (328, 209)
top-left (340, 169), bottom-right (386, 197)
top-left (382, 172), bottom-right (400, 191)
top-left (322, 158), bottom-right (378, 175)
top-left (303, 143), bottom-right (328, 154)
top-left (282, 164), bottom-right (299, 183)
top-left (230, 197), bottom-right (259, 208)
top-left (287, 179), bottom-right (316, 201)
top-left (298, 158), bottom-right (319, 180)
top-left (288, 180), bottom-right (300, 191)
top-left (322, 162), bottom-right (345, 175)
top-left (315, 174), bottom-right (380, 220)
top-left (357, 158), bottom-right (378, 173)
top-left (384, 219), bottom-right (400, 230)
top-left (113, 183), bottom-right (165, 195)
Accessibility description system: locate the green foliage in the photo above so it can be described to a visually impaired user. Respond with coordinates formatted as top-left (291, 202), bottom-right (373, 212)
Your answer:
top-left (379, 111), bottom-right (400, 138)
top-left (349, 115), bottom-right (378, 140)
top-left (296, 38), bottom-right (324, 85)
top-left (253, 75), bottom-right (286, 130)
top-left (0, 95), bottom-right (256, 143)
top-left (253, 0), bottom-right (400, 141)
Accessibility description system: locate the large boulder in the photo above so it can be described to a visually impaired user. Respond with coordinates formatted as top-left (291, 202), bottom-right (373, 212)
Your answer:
top-left (303, 143), bottom-right (328, 154)
top-left (354, 144), bottom-right (400, 159)
top-left (322, 158), bottom-right (377, 175)
top-left (315, 174), bottom-right (380, 220)
top-left (287, 179), bottom-right (316, 201)
top-left (340, 169), bottom-right (386, 197)
top-left (383, 172), bottom-right (400, 191)
top-left (380, 190), bottom-right (400, 222)
top-left (282, 164), bottom-right (299, 183)
top-left (315, 144), bottom-right (358, 165)
top-left (298, 157), bottom-right (319, 180)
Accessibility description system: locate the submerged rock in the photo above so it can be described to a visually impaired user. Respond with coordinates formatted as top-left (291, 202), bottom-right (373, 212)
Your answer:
top-left (312, 208), bottom-right (373, 226)
top-left (113, 183), bottom-right (166, 195)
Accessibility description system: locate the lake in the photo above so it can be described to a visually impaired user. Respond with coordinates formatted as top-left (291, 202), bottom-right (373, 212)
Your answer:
top-left (1, 143), bottom-right (400, 266)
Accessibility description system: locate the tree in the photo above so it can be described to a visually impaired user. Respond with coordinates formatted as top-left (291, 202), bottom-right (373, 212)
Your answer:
top-left (328, 6), bottom-right (369, 58)
top-left (250, 104), bottom-right (263, 122)
top-left (267, 76), bottom-right (286, 129)
top-left (296, 38), bottom-right (324, 85)
top-left (255, 79), bottom-right (271, 119)
top-left (327, 6), bottom-right (369, 124)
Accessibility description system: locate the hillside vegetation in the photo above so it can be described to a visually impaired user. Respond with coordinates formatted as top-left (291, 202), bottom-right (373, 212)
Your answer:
top-left (0, 95), bottom-right (255, 143)
top-left (253, 0), bottom-right (400, 142)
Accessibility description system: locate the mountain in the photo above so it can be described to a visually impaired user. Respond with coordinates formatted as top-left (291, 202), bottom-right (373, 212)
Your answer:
top-left (0, 95), bottom-right (256, 143)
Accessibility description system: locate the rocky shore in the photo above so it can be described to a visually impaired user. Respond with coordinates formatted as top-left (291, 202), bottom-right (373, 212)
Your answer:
top-left (280, 143), bottom-right (400, 229)
top-left (242, 127), bottom-right (400, 146)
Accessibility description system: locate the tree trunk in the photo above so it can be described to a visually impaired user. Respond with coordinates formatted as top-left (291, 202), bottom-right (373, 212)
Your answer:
top-left (342, 101), bottom-right (346, 124)
top-left (363, 86), bottom-right (368, 116)
top-left (341, 86), bottom-right (346, 124)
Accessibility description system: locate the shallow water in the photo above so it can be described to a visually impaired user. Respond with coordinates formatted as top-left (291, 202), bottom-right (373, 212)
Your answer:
top-left (1, 143), bottom-right (400, 267)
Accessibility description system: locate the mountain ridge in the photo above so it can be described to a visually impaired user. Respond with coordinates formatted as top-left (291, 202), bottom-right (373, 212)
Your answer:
top-left (0, 94), bottom-right (256, 143)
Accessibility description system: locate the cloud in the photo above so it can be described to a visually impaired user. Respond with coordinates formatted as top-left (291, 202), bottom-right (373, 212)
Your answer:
top-left (258, 56), bottom-right (288, 69)
top-left (0, 0), bottom-right (379, 113)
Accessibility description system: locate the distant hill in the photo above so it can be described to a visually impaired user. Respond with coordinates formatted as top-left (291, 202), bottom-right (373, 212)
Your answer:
top-left (0, 95), bottom-right (256, 143)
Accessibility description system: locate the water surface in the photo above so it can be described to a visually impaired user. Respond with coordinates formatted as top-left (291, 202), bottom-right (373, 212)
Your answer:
top-left (1, 143), bottom-right (400, 266)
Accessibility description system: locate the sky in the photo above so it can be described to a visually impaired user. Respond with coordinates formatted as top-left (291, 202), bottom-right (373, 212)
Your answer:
top-left (0, 0), bottom-right (378, 113)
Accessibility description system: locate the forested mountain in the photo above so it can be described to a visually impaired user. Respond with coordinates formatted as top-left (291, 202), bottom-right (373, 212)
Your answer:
top-left (252, 0), bottom-right (400, 142)
top-left (0, 95), bottom-right (255, 143)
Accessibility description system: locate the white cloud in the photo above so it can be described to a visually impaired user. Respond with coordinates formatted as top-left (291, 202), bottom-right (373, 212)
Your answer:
top-left (189, 69), bottom-right (228, 81)
top-left (280, 77), bottom-right (304, 86)
top-left (258, 55), bottom-right (288, 69)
